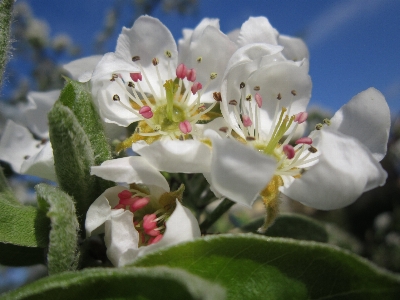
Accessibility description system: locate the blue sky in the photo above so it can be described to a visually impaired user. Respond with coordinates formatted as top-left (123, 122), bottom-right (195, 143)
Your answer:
top-left (22, 0), bottom-right (400, 115)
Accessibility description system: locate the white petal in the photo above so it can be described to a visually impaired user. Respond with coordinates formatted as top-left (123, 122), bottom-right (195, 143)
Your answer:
top-left (210, 137), bottom-right (277, 207)
top-left (132, 140), bottom-right (212, 173)
top-left (91, 156), bottom-right (170, 192)
top-left (282, 129), bottom-right (387, 210)
top-left (248, 61), bottom-right (312, 132)
top-left (181, 24), bottom-right (236, 103)
top-left (115, 15), bottom-right (178, 97)
top-left (278, 35), bottom-right (309, 62)
top-left (85, 186), bottom-right (127, 237)
top-left (20, 142), bottom-right (56, 182)
top-left (236, 17), bottom-right (278, 47)
top-left (63, 55), bottom-right (103, 82)
top-left (105, 210), bottom-right (139, 267)
top-left (91, 52), bottom-right (138, 81)
top-left (0, 121), bottom-right (46, 174)
top-left (330, 88), bottom-right (390, 161)
top-left (25, 90), bottom-right (59, 138)
top-left (135, 200), bottom-right (200, 260)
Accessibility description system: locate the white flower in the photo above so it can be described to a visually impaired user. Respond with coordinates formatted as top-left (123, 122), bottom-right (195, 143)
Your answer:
top-left (0, 90), bottom-right (59, 181)
top-left (86, 156), bottom-right (201, 267)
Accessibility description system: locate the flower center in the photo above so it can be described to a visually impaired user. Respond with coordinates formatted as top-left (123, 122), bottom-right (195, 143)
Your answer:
top-left (226, 83), bottom-right (319, 178)
top-left (111, 55), bottom-right (219, 149)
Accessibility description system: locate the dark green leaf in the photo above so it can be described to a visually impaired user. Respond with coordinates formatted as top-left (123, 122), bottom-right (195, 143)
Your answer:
top-left (132, 234), bottom-right (400, 300)
top-left (58, 79), bottom-right (112, 165)
top-left (36, 184), bottom-right (80, 275)
top-left (242, 213), bottom-right (328, 242)
top-left (0, 266), bottom-right (226, 300)
top-left (0, 0), bottom-right (14, 86)
top-left (0, 243), bottom-right (45, 266)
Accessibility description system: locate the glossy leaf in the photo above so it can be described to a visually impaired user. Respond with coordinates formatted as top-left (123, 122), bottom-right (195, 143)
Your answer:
top-left (0, 266), bottom-right (226, 300)
top-left (132, 234), bottom-right (400, 300)
top-left (36, 183), bottom-right (80, 275)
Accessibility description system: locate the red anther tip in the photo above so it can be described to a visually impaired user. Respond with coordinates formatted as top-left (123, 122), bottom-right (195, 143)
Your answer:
top-left (130, 72), bottom-right (142, 82)
top-left (148, 234), bottom-right (163, 245)
top-left (186, 68), bottom-right (196, 82)
top-left (176, 63), bottom-right (187, 79)
top-left (139, 106), bottom-right (153, 119)
top-left (294, 112), bottom-right (308, 124)
top-left (118, 190), bottom-right (131, 200)
top-left (242, 115), bottom-right (253, 127)
top-left (143, 214), bottom-right (158, 232)
top-left (295, 137), bottom-right (313, 145)
top-left (255, 93), bottom-right (262, 108)
top-left (191, 82), bottom-right (202, 94)
top-left (129, 197), bottom-right (150, 212)
top-left (179, 120), bottom-right (192, 134)
top-left (283, 144), bottom-right (295, 159)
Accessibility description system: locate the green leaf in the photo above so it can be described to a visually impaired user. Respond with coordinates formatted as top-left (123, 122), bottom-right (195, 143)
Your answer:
top-left (132, 234), bottom-right (400, 300)
top-left (242, 213), bottom-right (328, 242)
top-left (0, 0), bottom-right (14, 86)
top-left (35, 183), bottom-right (80, 275)
top-left (0, 266), bottom-right (226, 300)
top-left (58, 79), bottom-right (112, 165)
top-left (0, 169), bottom-right (49, 248)
top-left (48, 102), bottom-right (98, 223)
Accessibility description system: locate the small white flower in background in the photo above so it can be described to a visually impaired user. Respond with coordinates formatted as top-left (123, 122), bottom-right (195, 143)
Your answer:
top-left (0, 90), bottom-right (59, 181)
top-left (86, 156), bottom-right (201, 267)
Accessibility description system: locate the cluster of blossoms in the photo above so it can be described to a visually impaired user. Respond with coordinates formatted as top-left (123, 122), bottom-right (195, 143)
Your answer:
top-left (0, 15), bottom-right (390, 266)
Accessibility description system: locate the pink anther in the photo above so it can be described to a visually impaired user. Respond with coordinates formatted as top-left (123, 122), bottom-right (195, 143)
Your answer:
top-left (179, 120), bottom-right (192, 134)
top-left (191, 82), bottom-right (202, 94)
top-left (242, 115), bottom-right (253, 127)
top-left (176, 63), bottom-right (187, 79)
top-left (139, 106), bottom-right (153, 119)
top-left (143, 214), bottom-right (158, 233)
top-left (129, 197), bottom-right (150, 213)
top-left (294, 112), bottom-right (308, 124)
top-left (118, 190), bottom-right (131, 201)
top-left (255, 93), bottom-right (262, 108)
top-left (119, 196), bottom-right (140, 206)
top-left (130, 72), bottom-right (142, 82)
top-left (295, 137), bottom-right (313, 145)
top-left (148, 234), bottom-right (163, 245)
top-left (113, 203), bottom-right (126, 210)
top-left (283, 144), bottom-right (295, 159)
top-left (186, 68), bottom-right (196, 82)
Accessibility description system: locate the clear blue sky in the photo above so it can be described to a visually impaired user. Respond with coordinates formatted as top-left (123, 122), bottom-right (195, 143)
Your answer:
top-left (23, 0), bottom-right (400, 116)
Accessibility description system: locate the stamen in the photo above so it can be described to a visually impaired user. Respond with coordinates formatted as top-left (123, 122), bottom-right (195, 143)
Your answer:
top-left (176, 63), bottom-right (187, 79)
top-left (283, 144), bottom-right (295, 159)
top-left (295, 137), bottom-right (313, 145)
top-left (294, 112), bottom-right (308, 124)
top-left (139, 106), bottom-right (153, 119)
top-left (179, 120), bottom-right (192, 134)
top-left (291, 90), bottom-right (297, 96)
top-left (132, 56), bottom-right (140, 62)
top-left (186, 68), bottom-right (196, 82)
top-left (254, 86), bottom-right (260, 91)
top-left (323, 118), bottom-right (331, 126)
top-left (191, 82), bottom-right (202, 95)
top-left (255, 93), bottom-right (262, 108)
top-left (113, 94), bottom-right (120, 101)
top-left (130, 72), bottom-right (142, 82)
top-left (129, 197), bottom-right (150, 213)
top-left (213, 92), bottom-right (222, 102)
top-left (315, 123), bottom-right (323, 130)
top-left (242, 115), bottom-right (252, 127)
top-left (197, 56), bottom-right (202, 63)
top-left (148, 234), bottom-right (163, 245)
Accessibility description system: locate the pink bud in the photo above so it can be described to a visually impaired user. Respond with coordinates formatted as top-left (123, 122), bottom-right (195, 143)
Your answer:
top-left (294, 112), bottom-right (308, 124)
top-left (179, 120), bottom-right (192, 134)
top-left (130, 72), bottom-right (142, 82)
top-left (129, 197), bottom-right (150, 213)
top-left (139, 106), bottom-right (153, 119)
top-left (283, 144), bottom-right (295, 159)
top-left (255, 93), bottom-right (262, 108)
top-left (186, 68), bottom-right (196, 82)
top-left (176, 63), bottom-right (187, 79)
top-left (191, 82), bottom-right (202, 94)
top-left (148, 234), bottom-right (163, 245)
top-left (119, 196), bottom-right (141, 206)
top-left (242, 115), bottom-right (253, 127)
top-left (295, 137), bottom-right (313, 145)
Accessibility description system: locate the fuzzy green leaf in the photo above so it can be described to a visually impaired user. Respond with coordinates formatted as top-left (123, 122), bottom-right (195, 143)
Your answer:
top-left (58, 79), bottom-right (112, 165)
top-left (0, 266), bottom-right (226, 300)
top-left (48, 101), bottom-right (98, 223)
top-left (0, 243), bottom-right (45, 266)
top-left (132, 234), bottom-right (400, 300)
top-left (0, 0), bottom-right (14, 86)
top-left (35, 183), bottom-right (80, 275)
